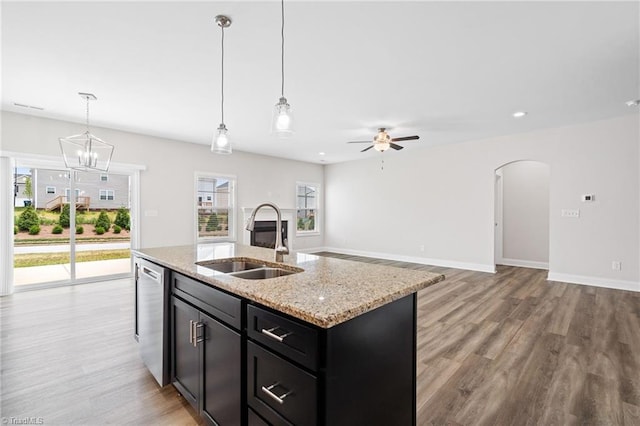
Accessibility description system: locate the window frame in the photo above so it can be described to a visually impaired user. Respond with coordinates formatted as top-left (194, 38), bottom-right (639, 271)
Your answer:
top-left (295, 181), bottom-right (320, 236)
top-left (64, 188), bottom-right (80, 199)
top-left (46, 186), bottom-right (56, 195)
top-left (99, 189), bottom-right (115, 201)
top-left (195, 172), bottom-right (237, 243)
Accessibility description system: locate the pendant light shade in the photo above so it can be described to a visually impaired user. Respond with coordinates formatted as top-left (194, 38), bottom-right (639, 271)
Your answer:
top-left (59, 93), bottom-right (114, 172)
top-left (212, 123), bottom-right (231, 154)
top-left (272, 96), bottom-right (293, 136)
top-left (272, 0), bottom-right (294, 137)
top-left (212, 15), bottom-right (232, 155)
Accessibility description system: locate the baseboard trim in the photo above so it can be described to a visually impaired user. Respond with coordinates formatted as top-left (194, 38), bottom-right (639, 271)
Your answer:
top-left (547, 272), bottom-right (639, 293)
top-left (317, 247), bottom-right (496, 273)
top-left (498, 258), bottom-right (549, 270)
top-left (297, 246), bottom-right (327, 254)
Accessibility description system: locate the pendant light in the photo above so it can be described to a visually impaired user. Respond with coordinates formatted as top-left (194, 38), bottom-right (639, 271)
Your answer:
top-left (271, 0), bottom-right (293, 136)
top-left (212, 15), bottom-right (232, 154)
top-left (59, 93), bottom-right (114, 172)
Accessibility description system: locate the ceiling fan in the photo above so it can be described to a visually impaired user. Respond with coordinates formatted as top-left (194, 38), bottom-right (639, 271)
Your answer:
top-left (347, 128), bottom-right (420, 153)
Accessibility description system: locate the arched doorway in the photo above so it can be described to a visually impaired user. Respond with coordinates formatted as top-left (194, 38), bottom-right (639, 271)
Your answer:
top-left (494, 160), bottom-right (550, 270)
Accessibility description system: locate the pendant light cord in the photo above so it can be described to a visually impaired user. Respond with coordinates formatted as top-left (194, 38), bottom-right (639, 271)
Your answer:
top-left (280, 0), bottom-right (285, 97)
top-left (221, 25), bottom-right (225, 124)
top-left (85, 96), bottom-right (90, 132)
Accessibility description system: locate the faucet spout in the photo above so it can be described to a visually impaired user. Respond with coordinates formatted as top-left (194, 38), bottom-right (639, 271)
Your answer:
top-left (246, 202), bottom-right (289, 262)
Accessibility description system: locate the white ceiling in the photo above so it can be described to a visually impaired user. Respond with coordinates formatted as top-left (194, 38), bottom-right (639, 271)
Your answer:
top-left (2, 1), bottom-right (639, 164)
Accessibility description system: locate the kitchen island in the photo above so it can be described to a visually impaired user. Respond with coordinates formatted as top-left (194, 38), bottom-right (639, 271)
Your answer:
top-left (133, 243), bottom-right (445, 426)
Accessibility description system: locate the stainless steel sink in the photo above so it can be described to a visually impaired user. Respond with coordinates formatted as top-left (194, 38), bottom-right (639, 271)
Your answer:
top-left (196, 258), bottom-right (266, 273)
top-left (229, 267), bottom-right (298, 280)
top-left (196, 257), bottom-right (303, 279)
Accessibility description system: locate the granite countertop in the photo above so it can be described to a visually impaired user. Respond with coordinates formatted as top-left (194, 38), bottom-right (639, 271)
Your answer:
top-left (133, 243), bottom-right (445, 328)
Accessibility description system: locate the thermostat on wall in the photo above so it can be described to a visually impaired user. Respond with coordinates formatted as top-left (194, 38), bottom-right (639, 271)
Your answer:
top-left (581, 194), bottom-right (595, 202)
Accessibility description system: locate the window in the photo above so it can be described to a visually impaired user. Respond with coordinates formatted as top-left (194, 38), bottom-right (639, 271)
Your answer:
top-left (296, 183), bottom-right (319, 233)
top-left (64, 188), bottom-right (80, 198)
top-left (196, 173), bottom-right (236, 241)
top-left (46, 186), bottom-right (56, 194)
top-left (99, 190), bottom-right (115, 201)
top-left (100, 174), bottom-right (109, 182)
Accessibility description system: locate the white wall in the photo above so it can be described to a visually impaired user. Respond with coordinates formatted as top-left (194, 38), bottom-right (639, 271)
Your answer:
top-left (325, 115), bottom-right (640, 291)
top-left (0, 111), bottom-right (324, 250)
top-left (500, 161), bottom-right (550, 268)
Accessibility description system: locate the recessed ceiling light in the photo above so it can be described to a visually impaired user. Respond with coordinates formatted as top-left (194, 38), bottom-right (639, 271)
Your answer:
top-left (319, 152), bottom-right (325, 156)
top-left (512, 111), bottom-right (528, 118)
top-left (625, 99), bottom-right (640, 107)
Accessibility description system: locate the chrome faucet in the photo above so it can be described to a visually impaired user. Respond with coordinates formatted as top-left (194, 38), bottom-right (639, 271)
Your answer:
top-left (246, 202), bottom-right (289, 262)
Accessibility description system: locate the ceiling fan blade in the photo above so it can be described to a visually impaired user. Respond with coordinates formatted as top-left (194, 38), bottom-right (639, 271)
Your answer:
top-left (347, 141), bottom-right (373, 144)
top-left (391, 135), bottom-right (419, 142)
top-left (360, 145), bottom-right (374, 152)
top-left (389, 143), bottom-right (404, 151)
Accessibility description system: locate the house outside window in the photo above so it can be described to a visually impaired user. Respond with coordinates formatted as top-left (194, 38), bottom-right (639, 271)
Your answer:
top-left (100, 174), bottom-right (109, 182)
top-left (99, 190), bottom-right (115, 201)
top-left (196, 173), bottom-right (236, 241)
top-left (296, 182), bottom-right (319, 234)
top-left (65, 188), bottom-right (80, 199)
top-left (46, 186), bottom-right (56, 194)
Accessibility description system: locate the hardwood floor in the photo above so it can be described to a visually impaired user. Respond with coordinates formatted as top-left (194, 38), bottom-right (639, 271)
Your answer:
top-left (0, 279), bottom-right (202, 425)
top-left (317, 252), bottom-right (640, 426)
top-left (1, 255), bottom-right (639, 425)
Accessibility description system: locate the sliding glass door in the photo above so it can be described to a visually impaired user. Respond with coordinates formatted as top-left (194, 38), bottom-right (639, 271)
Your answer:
top-left (12, 163), bottom-right (132, 288)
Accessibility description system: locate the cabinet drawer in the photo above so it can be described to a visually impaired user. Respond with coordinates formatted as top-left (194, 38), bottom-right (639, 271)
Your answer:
top-left (172, 272), bottom-right (241, 329)
top-left (247, 305), bottom-right (318, 370)
top-left (248, 408), bottom-right (270, 426)
top-left (248, 342), bottom-right (316, 426)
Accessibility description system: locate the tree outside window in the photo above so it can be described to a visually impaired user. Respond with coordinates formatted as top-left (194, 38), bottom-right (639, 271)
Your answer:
top-left (196, 174), bottom-right (235, 240)
top-left (296, 183), bottom-right (318, 233)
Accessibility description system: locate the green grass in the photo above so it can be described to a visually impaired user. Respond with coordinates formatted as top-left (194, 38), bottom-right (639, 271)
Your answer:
top-left (14, 236), bottom-right (130, 246)
top-left (14, 249), bottom-right (131, 268)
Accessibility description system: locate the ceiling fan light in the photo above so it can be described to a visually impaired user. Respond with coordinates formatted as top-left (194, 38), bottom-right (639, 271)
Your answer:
top-left (272, 96), bottom-right (294, 136)
top-left (211, 123), bottom-right (231, 154)
top-left (374, 142), bottom-right (390, 152)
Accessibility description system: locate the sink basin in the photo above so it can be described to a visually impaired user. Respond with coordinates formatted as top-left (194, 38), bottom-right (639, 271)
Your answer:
top-left (196, 258), bottom-right (266, 273)
top-left (196, 257), bottom-right (304, 280)
top-left (229, 267), bottom-right (298, 280)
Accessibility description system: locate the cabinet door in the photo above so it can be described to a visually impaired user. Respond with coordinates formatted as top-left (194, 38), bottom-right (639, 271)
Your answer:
top-left (171, 296), bottom-right (200, 409)
top-left (200, 311), bottom-right (241, 426)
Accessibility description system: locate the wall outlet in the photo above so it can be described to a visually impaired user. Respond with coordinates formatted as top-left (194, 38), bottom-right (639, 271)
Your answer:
top-left (561, 209), bottom-right (580, 218)
top-left (612, 261), bottom-right (622, 271)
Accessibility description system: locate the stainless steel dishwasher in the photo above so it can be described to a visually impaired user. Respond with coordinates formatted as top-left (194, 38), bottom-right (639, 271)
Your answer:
top-left (136, 257), bottom-right (170, 386)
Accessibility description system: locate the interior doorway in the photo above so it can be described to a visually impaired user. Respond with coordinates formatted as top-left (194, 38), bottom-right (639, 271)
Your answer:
top-left (494, 160), bottom-right (550, 270)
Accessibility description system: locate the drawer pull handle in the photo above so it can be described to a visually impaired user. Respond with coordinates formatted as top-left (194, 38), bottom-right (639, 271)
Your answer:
top-left (261, 383), bottom-right (292, 404)
top-left (189, 320), bottom-right (194, 344)
top-left (194, 322), bottom-right (204, 346)
top-left (261, 327), bottom-right (292, 342)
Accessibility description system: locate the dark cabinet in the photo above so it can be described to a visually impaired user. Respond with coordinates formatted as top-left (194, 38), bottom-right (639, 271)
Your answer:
top-left (201, 311), bottom-right (241, 425)
top-left (171, 273), bottom-right (242, 425)
top-left (162, 267), bottom-right (417, 426)
top-left (247, 294), bottom-right (416, 426)
top-left (172, 296), bottom-right (200, 407)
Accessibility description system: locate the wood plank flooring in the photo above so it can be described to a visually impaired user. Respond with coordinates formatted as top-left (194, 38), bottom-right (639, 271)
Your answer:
top-left (317, 252), bottom-right (640, 426)
top-left (1, 254), bottom-right (639, 425)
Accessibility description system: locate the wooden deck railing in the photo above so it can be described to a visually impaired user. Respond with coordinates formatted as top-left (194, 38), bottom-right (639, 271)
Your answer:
top-left (45, 196), bottom-right (91, 211)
